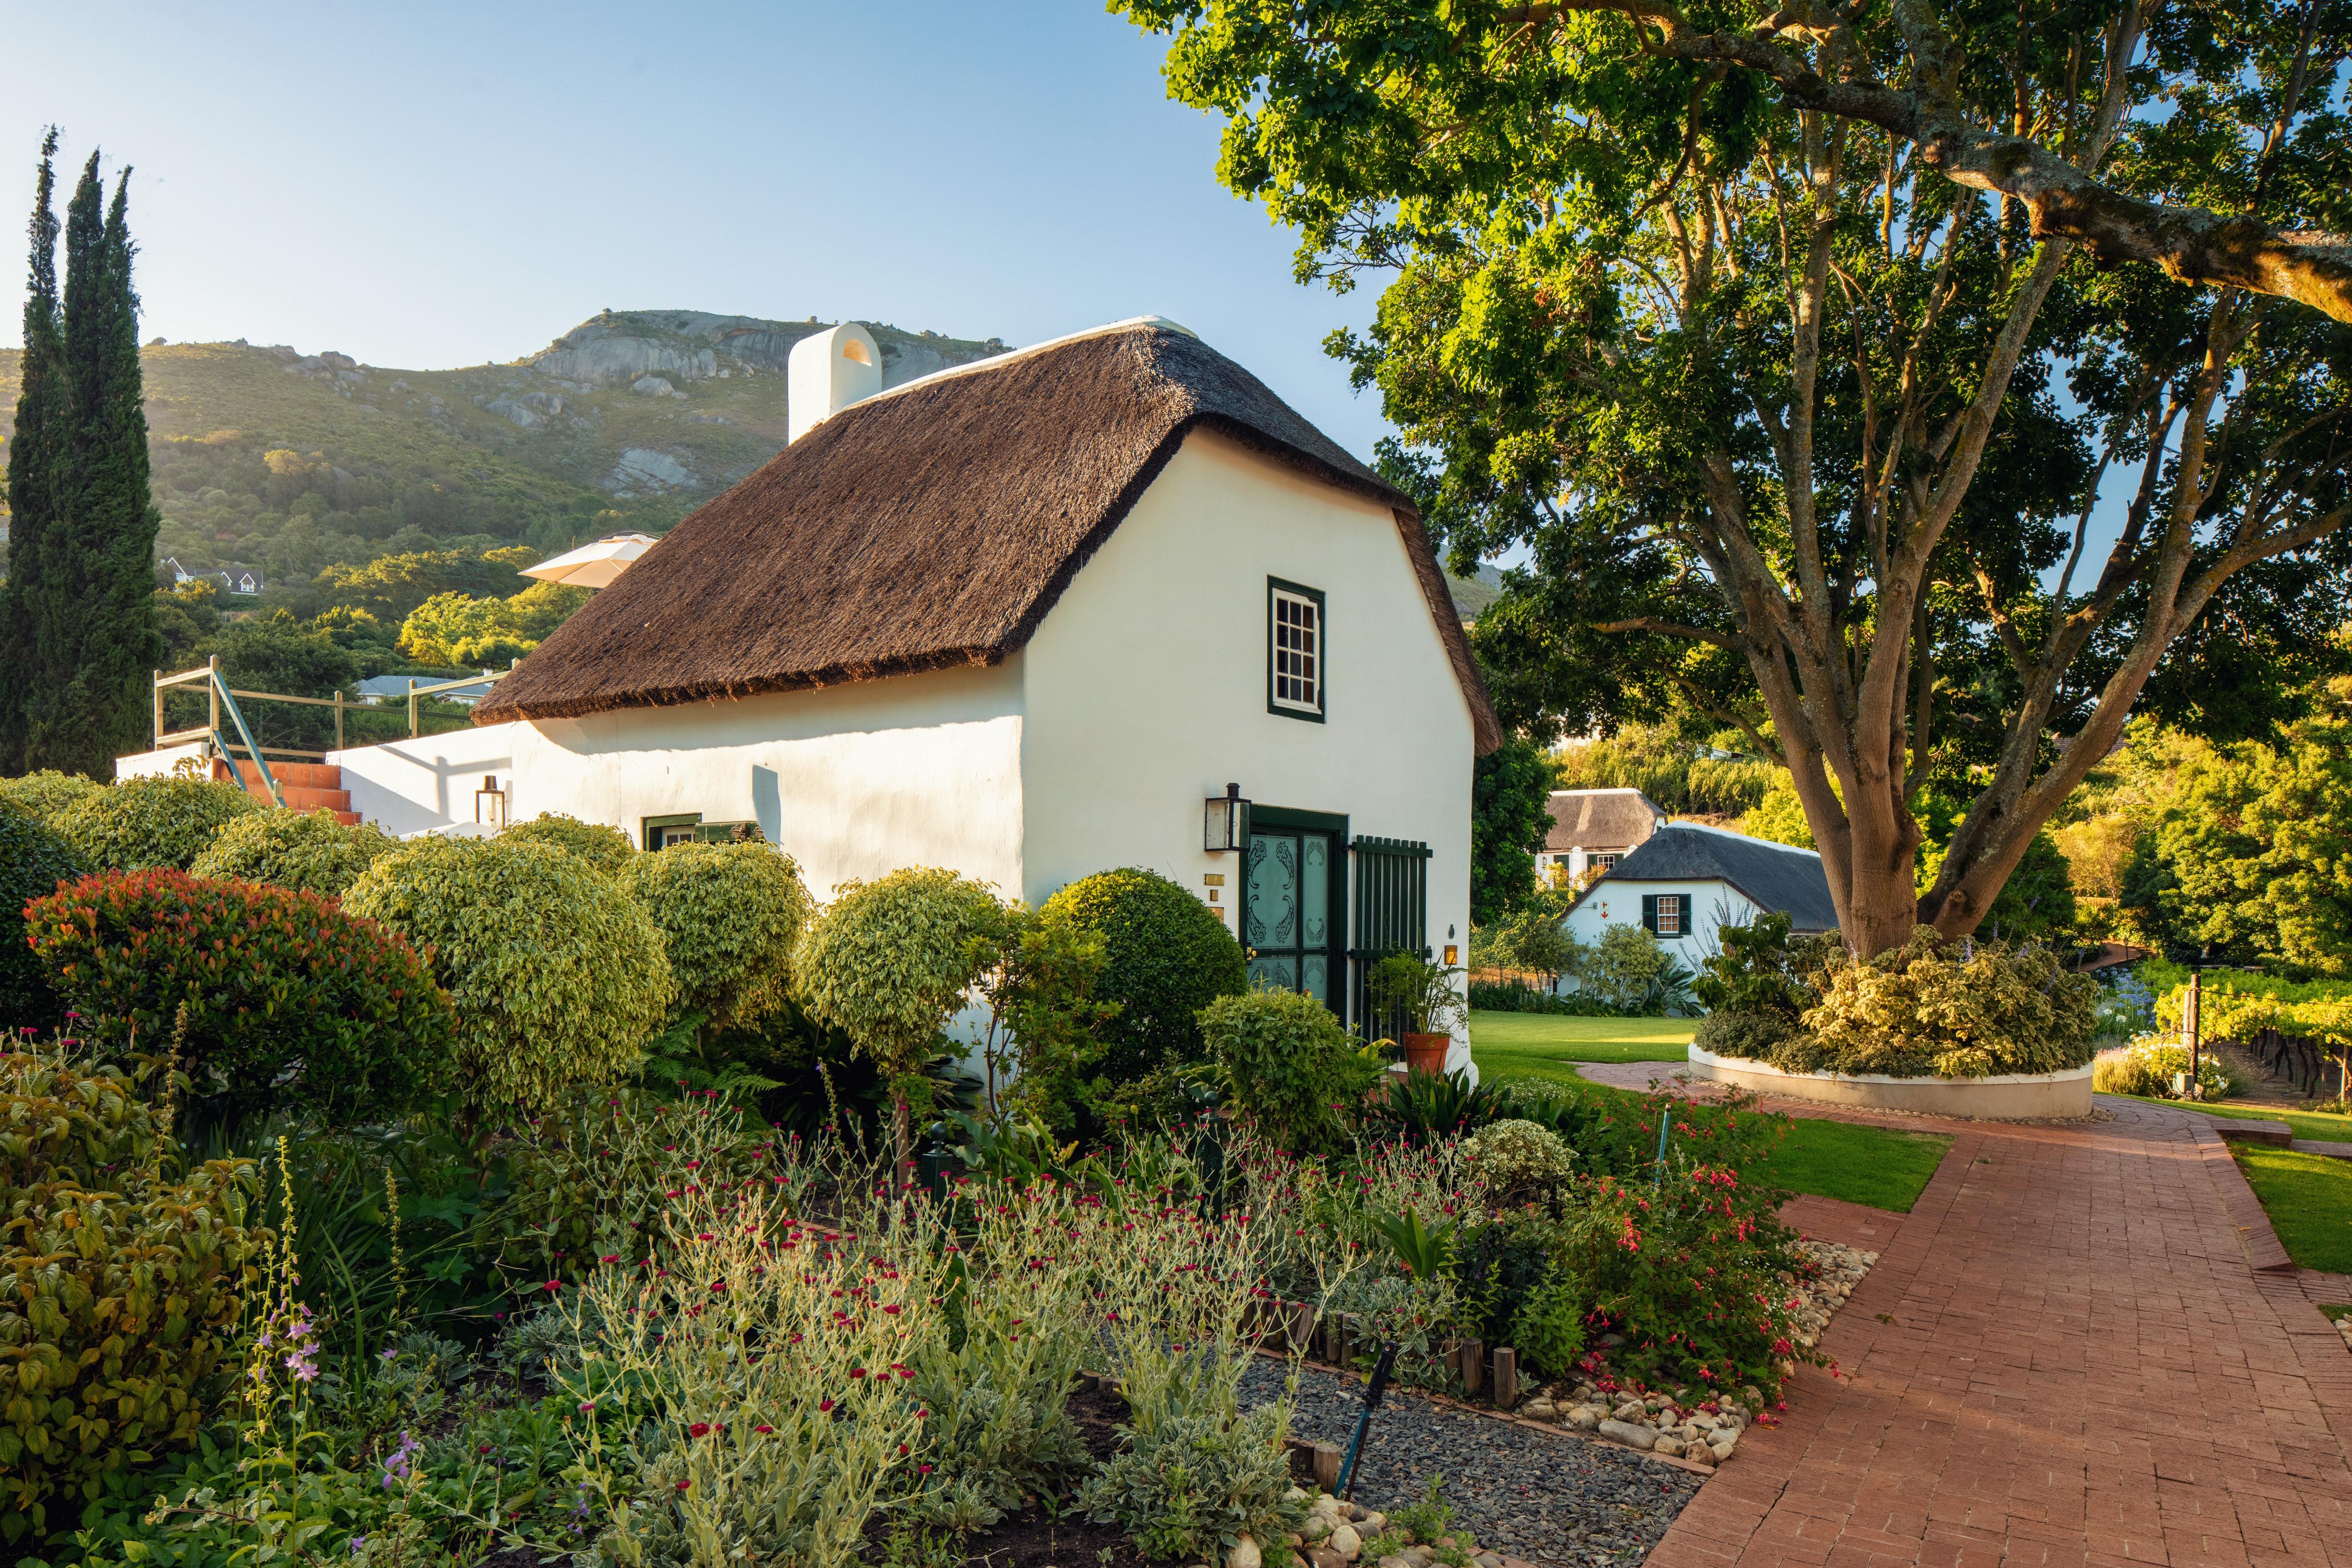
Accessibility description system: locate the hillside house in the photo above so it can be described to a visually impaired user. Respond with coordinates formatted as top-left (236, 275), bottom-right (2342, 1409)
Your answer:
top-left (1538, 787), bottom-right (1668, 886)
top-left (1558, 823), bottom-right (1838, 969)
top-left (294, 317), bottom-right (1499, 1063)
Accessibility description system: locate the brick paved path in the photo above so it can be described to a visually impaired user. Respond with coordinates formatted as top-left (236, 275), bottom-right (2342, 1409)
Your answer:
top-left (1574, 1062), bottom-right (2352, 1568)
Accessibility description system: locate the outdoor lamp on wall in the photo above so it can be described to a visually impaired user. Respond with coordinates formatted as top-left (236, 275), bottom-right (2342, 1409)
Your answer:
top-left (1204, 782), bottom-right (1250, 853)
top-left (475, 774), bottom-right (508, 830)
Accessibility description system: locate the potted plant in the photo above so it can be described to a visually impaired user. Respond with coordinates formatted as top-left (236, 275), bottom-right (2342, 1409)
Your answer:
top-left (1367, 951), bottom-right (1468, 1076)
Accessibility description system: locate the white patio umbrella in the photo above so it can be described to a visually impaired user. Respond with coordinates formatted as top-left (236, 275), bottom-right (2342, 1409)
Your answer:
top-left (520, 531), bottom-right (659, 589)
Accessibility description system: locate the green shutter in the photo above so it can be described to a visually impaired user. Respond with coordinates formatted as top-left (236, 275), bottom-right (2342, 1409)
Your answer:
top-left (1641, 895), bottom-right (1659, 933)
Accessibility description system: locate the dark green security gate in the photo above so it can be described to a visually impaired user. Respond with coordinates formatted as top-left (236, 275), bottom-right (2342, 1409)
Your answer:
top-left (1350, 834), bottom-right (1431, 1041)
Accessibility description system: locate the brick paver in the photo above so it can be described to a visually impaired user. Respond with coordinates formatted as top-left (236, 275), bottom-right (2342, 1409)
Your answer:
top-left (1571, 1061), bottom-right (2352, 1568)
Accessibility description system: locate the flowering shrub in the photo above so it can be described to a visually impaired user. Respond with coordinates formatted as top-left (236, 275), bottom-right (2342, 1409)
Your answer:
top-left (48, 774), bottom-right (264, 872)
top-left (1788, 928), bottom-right (2100, 1078)
top-left (1198, 989), bottom-right (1381, 1155)
top-left (0, 1046), bottom-right (261, 1536)
top-left (501, 812), bottom-right (636, 876)
top-left (344, 836), bottom-right (674, 1127)
top-left (616, 840), bottom-right (813, 1032)
top-left (188, 806), bottom-right (397, 897)
top-left (1567, 1092), bottom-right (1815, 1394)
top-left (0, 798), bottom-right (81, 1029)
top-left (26, 870), bottom-right (457, 1127)
top-left (560, 1181), bottom-right (950, 1567)
top-left (475, 1087), bottom-right (804, 1296)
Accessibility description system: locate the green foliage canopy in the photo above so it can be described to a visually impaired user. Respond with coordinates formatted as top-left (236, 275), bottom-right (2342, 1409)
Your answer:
top-left (616, 841), bottom-right (814, 1033)
top-left (0, 800), bottom-right (81, 1028)
top-left (1196, 989), bottom-right (1379, 1155)
top-left (187, 805), bottom-right (395, 898)
top-left (1038, 868), bottom-right (1247, 1085)
top-left (502, 812), bottom-right (636, 876)
top-left (49, 774), bottom-right (263, 872)
top-left (1119, 0), bottom-right (2352, 960)
top-left (1471, 734), bottom-right (1556, 925)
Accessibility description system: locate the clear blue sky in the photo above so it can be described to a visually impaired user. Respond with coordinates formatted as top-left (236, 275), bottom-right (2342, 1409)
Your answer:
top-left (0, 0), bottom-right (1393, 459)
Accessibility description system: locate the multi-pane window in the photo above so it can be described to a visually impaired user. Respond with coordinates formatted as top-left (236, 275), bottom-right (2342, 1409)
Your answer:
top-left (1655, 894), bottom-right (1682, 936)
top-left (1269, 580), bottom-right (1325, 719)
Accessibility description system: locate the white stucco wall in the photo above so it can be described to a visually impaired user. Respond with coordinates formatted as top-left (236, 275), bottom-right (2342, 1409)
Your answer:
top-left (329, 661), bottom-right (1026, 901)
top-left (1018, 428), bottom-right (1480, 1074)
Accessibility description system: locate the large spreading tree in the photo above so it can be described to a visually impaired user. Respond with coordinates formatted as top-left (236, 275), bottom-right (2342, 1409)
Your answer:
top-left (0, 137), bottom-right (161, 777)
top-left (1121, 0), bottom-right (2352, 956)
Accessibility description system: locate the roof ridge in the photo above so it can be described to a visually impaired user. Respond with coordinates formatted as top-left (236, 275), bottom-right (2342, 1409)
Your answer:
top-left (847, 315), bottom-right (1196, 416)
top-left (1667, 820), bottom-right (1821, 859)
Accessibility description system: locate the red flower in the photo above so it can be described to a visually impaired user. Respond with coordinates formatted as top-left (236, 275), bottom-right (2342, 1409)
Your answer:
top-left (754, 1424), bottom-right (775, 1434)
top-left (819, 1399), bottom-right (835, 1413)
top-left (850, 1367), bottom-right (868, 1380)
top-left (688, 1422), bottom-right (711, 1438)
top-left (676, 1479), bottom-right (692, 1492)
top-left (542, 1280), bottom-right (563, 1293)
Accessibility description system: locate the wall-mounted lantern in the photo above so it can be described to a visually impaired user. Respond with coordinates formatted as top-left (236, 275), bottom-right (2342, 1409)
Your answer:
top-left (474, 774), bottom-right (508, 830)
top-left (1204, 782), bottom-right (1250, 853)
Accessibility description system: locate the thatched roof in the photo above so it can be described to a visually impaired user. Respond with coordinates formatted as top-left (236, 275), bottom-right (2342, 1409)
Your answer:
top-left (1544, 789), bottom-right (1667, 852)
top-left (474, 319), bottom-right (1500, 752)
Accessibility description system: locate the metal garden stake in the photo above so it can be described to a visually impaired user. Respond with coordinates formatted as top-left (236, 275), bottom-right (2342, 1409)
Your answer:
top-left (1335, 1341), bottom-right (1399, 1499)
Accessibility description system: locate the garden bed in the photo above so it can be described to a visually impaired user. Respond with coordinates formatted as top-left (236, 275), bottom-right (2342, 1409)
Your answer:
top-left (1237, 1361), bottom-right (1704, 1568)
top-left (1689, 1045), bottom-right (2094, 1120)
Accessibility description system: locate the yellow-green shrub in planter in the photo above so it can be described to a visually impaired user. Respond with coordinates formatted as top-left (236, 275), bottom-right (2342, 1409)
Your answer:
top-left (187, 806), bottom-right (397, 898)
top-left (617, 841), bottom-right (813, 1031)
top-left (1785, 929), bottom-right (2099, 1078)
top-left (0, 1050), bottom-right (261, 1537)
top-left (343, 836), bottom-right (674, 1125)
top-left (501, 811), bottom-right (636, 875)
top-left (48, 775), bottom-right (263, 872)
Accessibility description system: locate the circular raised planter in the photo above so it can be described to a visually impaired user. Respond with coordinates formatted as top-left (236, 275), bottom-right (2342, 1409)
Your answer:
top-left (1686, 1045), bottom-right (2093, 1120)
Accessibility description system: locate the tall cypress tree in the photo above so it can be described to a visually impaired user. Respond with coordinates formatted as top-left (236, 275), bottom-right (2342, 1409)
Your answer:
top-left (14, 148), bottom-right (160, 775)
top-left (0, 131), bottom-right (65, 774)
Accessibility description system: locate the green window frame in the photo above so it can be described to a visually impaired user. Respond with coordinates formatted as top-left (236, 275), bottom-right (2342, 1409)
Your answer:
top-left (643, 812), bottom-right (701, 851)
top-left (1266, 577), bottom-right (1327, 723)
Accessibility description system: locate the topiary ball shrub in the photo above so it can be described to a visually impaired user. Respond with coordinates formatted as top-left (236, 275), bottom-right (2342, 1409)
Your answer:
top-left (793, 866), bottom-right (1005, 1157)
top-left (187, 806), bottom-right (397, 898)
top-left (344, 836), bottom-right (674, 1127)
top-left (1462, 1117), bottom-right (1578, 1192)
top-left (0, 769), bottom-right (104, 824)
top-left (1041, 868), bottom-right (1245, 1084)
top-left (617, 841), bottom-right (814, 1033)
top-left (0, 1048), bottom-right (261, 1534)
top-left (1196, 989), bottom-right (1380, 1155)
top-left (24, 870), bottom-right (457, 1129)
top-left (501, 811), bottom-right (636, 875)
top-left (0, 800), bottom-right (82, 1031)
top-left (48, 774), bottom-right (263, 872)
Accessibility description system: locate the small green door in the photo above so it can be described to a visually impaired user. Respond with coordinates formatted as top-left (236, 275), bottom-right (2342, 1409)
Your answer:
top-left (1245, 827), bottom-right (1338, 1008)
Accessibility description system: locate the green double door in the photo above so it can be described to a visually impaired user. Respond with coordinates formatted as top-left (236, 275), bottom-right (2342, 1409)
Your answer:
top-left (1244, 823), bottom-right (1341, 1012)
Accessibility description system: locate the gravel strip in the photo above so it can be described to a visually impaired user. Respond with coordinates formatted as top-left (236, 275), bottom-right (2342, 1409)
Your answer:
top-left (1239, 1361), bottom-right (1703, 1568)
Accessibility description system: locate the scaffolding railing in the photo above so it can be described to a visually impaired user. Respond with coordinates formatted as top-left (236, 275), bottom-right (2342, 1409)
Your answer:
top-left (151, 657), bottom-right (515, 770)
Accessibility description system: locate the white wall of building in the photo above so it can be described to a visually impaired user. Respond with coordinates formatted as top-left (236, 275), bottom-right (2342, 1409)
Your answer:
top-left (1557, 878), bottom-right (1762, 993)
top-left (329, 661), bottom-right (1027, 901)
top-left (1019, 430), bottom-right (1479, 1074)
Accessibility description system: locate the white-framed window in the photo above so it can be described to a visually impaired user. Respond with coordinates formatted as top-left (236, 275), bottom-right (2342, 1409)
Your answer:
top-left (1268, 578), bottom-right (1326, 720)
top-left (1654, 894), bottom-right (1682, 936)
top-left (1591, 852), bottom-right (1621, 872)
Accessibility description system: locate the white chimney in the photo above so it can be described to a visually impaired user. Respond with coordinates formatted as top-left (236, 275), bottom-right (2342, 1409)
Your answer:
top-left (787, 322), bottom-right (882, 443)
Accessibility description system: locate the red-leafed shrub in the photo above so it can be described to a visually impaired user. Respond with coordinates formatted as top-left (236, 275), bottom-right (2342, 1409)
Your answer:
top-left (23, 870), bottom-right (457, 1128)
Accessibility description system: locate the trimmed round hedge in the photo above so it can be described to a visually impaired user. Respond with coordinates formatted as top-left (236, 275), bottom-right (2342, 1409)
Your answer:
top-left (189, 806), bottom-right (398, 898)
top-left (49, 774), bottom-right (264, 872)
top-left (0, 799), bottom-right (83, 1029)
top-left (1040, 866), bottom-right (1247, 1084)
top-left (616, 840), bottom-right (813, 1030)
top-left (0, 769), bottom-right (104, 824)
top-left (24, 869), bottom-right (456, 1128)
top-left (501, 812), bottom-right (636, 875)
top-left (344, 836), bottom-right (674, 1123)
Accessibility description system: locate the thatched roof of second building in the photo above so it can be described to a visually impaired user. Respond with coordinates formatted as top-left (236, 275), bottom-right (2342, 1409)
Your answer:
top-left (475, 319), bottom-right (1500, 750)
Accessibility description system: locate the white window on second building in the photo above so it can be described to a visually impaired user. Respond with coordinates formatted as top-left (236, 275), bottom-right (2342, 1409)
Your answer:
top-left (1268, 578), bottom-right (1326, 720)
top-left (1642, 893), bottom-right (1684, 937)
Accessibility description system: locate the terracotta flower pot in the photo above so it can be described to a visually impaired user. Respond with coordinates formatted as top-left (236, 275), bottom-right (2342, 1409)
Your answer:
top-left (1402, 1031), bottom-right (1451, 1077)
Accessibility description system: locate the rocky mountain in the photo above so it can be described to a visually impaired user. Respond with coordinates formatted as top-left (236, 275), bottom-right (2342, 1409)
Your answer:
top-left (0, 309), bottom-right (1007, 604)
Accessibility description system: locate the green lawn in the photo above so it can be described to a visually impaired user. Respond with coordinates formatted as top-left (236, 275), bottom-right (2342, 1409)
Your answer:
top-left (2234, 1145), bottom-right (2352, 1273)
top-left (1470, 1011), bottom-right (1953, 1214)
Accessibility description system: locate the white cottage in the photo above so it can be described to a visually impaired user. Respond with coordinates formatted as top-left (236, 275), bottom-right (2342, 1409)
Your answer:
top-left (1558, 823), bottom-right (1839, 966)
top-left (323, 317), bottom-right (1501, 1063)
